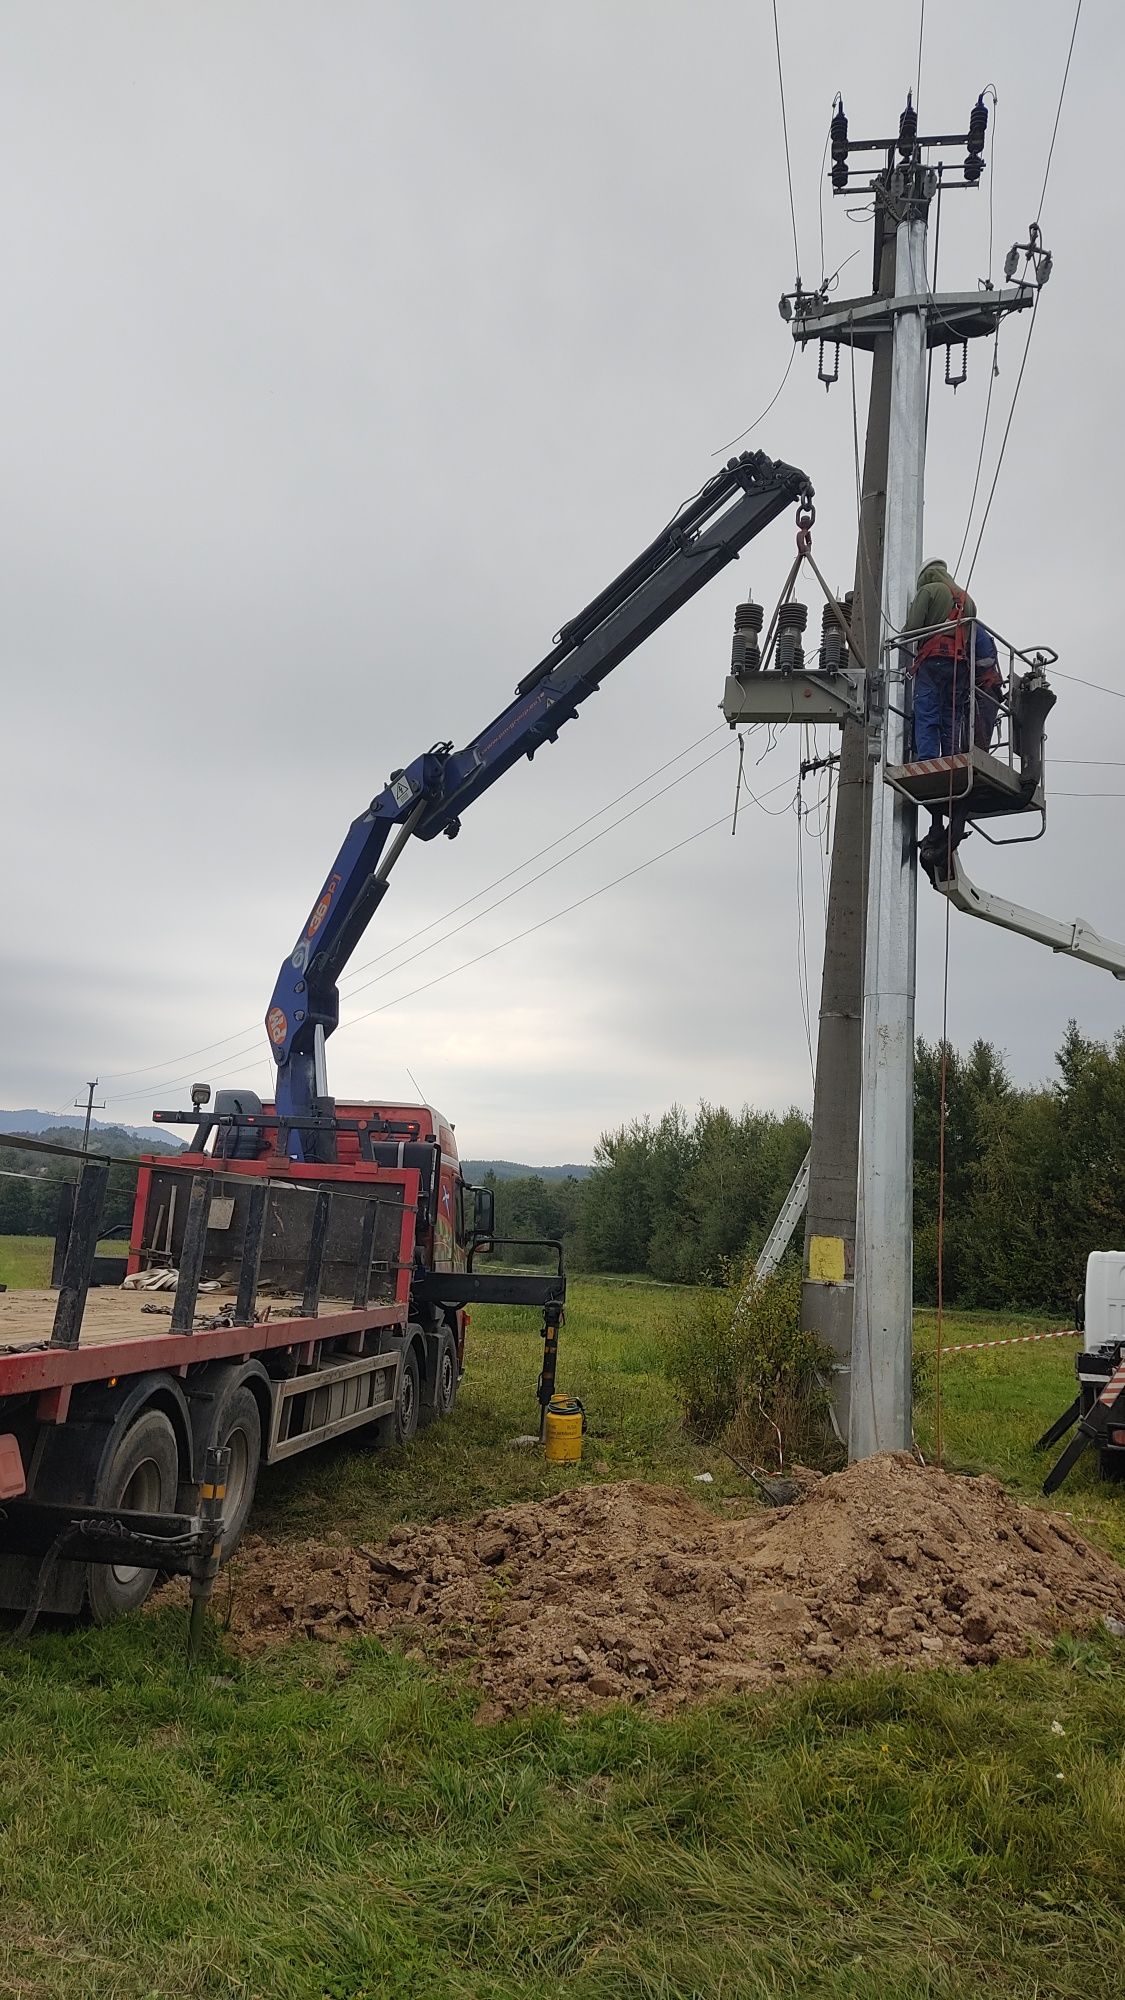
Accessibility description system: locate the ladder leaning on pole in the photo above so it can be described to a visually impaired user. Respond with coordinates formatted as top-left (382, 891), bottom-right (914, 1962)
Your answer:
top-left (754, 1150), bottom-right (811, 1281)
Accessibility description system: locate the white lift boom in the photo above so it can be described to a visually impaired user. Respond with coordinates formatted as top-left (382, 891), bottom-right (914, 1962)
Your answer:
top-left (934, 853), bottom-right (1125, 981)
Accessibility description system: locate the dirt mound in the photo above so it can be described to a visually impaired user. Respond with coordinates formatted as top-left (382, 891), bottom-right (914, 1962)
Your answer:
top-left (222, 1455), bottom-right (1125, 1712)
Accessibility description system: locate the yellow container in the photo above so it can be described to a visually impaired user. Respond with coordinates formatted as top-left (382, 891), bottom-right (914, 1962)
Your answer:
top-left (543, 1394), bottom-right (585, 1464)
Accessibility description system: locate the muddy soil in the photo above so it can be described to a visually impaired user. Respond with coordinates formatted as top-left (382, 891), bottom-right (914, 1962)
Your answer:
top-left (216, 1453), bottom-right (1125, 1713)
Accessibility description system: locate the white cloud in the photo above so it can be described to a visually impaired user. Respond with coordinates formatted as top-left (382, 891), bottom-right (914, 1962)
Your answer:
top-left (2, 1), bottom-right (1119, 1163)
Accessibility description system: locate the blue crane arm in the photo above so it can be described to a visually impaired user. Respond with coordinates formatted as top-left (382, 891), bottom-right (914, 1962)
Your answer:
top-left (267, 448), bottom-right (809, 1147)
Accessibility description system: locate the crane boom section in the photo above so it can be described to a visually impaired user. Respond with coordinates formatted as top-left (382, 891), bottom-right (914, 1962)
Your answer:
top-left (266, 449), bottom-right (809, 1140)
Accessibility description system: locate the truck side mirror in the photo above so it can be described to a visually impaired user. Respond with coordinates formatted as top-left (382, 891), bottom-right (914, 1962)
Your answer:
top-left (472, 1187), bottom-right (495, 1244)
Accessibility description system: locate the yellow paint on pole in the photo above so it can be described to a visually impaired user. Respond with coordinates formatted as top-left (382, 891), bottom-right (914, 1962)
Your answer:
top-left (808, 1234), bottom-right (847, 1283)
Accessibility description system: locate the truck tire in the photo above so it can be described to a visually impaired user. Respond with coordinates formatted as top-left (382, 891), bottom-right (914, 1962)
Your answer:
top-left (419, 1328), bottom-right (459, 1427)
top-left (87, 1409), bottom-right (179, 1625)
top-left (203, 1383), bottom-right (263, 1555)
top-left (395, 1345), bottom-right (421, 1446)
top-left (426, 1330), bottom-right (459, 1422)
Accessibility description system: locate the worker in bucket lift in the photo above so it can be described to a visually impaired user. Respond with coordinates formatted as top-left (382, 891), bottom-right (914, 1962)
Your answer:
top-left (906, 558), bottom-right (980, 872)
top-left (972, 625), bottom-right (1003, 751)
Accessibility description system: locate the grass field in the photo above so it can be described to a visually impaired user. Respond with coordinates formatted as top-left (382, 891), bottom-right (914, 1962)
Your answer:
top-left (1, 1247), bottom-right (1123, 1997)
top-left (0, 1235), bottom-right (127, 1289)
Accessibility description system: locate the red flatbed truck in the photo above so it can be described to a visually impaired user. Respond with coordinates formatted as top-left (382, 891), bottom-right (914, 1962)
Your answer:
top-left (0, 449), bottom-right (808, 1628)
top-left (0, 1097), bottom-right (563, 1624)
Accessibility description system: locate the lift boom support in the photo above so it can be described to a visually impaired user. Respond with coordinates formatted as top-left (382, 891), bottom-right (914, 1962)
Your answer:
top-left (935, 853), bottom-right (1125, 981)
top-left (266, 449), bottom-right (810, 1153)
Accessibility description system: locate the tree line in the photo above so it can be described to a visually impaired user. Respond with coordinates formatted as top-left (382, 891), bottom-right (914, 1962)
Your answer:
top-left (0, 1128), bottom-right (145, 1241)
top-left (484, 1101), bottom-right (810, 1283)
top-left (6, 1024), bottom-right (1124, 1313)
top-left (913, 1023), bottom-right (1125, 1313)
top-left (490, 1023), bottom-right (1125, 1309)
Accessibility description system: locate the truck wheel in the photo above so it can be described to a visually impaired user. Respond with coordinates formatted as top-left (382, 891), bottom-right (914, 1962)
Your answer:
top-left (395, 1346), bottom-right (420, 1446)
top-left (419, 1329), bottom-right (459, 1427)
top-left (434, 1331), bottom-right (459, 1418)
top-left (87, 1409), bottom-right (179, 1625)
top-left (204, 1383), bottom-right (263, 1555)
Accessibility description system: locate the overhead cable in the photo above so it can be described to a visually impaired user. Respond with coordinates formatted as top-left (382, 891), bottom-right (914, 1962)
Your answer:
top-left (711, 347), bottom-right (796, 457)
top-left (953, 324), bottom-right (1000, 576)
top-left (101, 724), bottom-right (729, 1087)
top-left (106, 739), bottom-right (793, 1106)
top-left (337, 772), bottom-right (799, 1040)
top-left (339, 739), bottom-right (737, 1004)
top-left (963, 296), bottom-right (1038, 588)
top-left (964, 3), bottom-right (1081, 581)
top-left (771, 0), bottom-right (801, 284)
top-left (1036, 0), bottom-right (1082, 225)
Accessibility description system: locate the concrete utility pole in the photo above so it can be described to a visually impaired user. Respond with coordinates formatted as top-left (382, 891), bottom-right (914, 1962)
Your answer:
top-left (800, 194), bottom-right (895, 1443)
top-left (849, 182), bottom-right (931, 1458)
top-left (782, 92), bottom-right (1041, 1459)
top-left (74, 1080), bottom-right (104, 1154)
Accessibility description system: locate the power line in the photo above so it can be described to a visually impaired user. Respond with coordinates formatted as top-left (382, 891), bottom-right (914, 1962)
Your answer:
top-left (105, 1046), bottom-right (275, 1108)
top-left (101, 724), bottom-right (729, 1086)
top-left (953, 324), bottom-right (1000, 575)
top-left (964, 3), bottom-right (1081, 584)
top-left (915, 0), bottom-right (926, 116)
top-left (1036, 0), bottom-right (1082, 224)
top-left (963, 294), bottom-right (1038, 589)
top-left (105, 745), bottom-right (794, 1108)
top-left (739, 755), bottom-right (800, 818)
top-left (771, 0), bottom-right (801, 283)
top-left (340, 726), bottom-right (730, 988)
top-left (103, 1032), bottom-right (278, 1104)
top-left (711, 347), bottom-right (796, 457)
top-left (105, 737), bottom-right (741, 1101)
top-left (98, 1022), bottom-right (287, 1085)
top-left (337, 773), bottom-right (799, 1041)
top-left (340, 738), bottom-right (736, 1004)
top-left (1047, 669), bottom-right (1125, 703)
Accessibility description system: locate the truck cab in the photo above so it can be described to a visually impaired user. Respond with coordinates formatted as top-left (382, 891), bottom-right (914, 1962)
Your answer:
top-left (133, 1089), bottom-right (498, 1370)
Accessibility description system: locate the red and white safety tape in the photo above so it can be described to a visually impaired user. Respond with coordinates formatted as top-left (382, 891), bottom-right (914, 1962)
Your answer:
top-left (940, 1326), bottom-right (1082, 1357)
top-left (1097, 1355), bottom-right (1125, 1406)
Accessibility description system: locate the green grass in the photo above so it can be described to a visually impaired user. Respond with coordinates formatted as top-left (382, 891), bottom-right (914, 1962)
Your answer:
top-left (2, 1271), bottom-right (1124, 1996)
top-left (0, 1235), bottom-right (127, 1289)
top-left (913, 1306), bottom-right (1125, 1568)
top-left (2, 1615), bottom-right (1123, 1997)
top-left (254, 1278), bottom-right (722, 1543)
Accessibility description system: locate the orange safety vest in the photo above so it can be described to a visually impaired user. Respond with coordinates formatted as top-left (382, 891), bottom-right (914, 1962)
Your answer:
top-left (913, 588), bottom-right (969, 671)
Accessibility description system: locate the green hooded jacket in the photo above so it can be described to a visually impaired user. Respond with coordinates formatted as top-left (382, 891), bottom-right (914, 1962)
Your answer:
top-left (905, 559), bottom-right (976, 642)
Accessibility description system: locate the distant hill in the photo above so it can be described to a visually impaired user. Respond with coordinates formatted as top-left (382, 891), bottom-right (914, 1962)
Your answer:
top-left (0, 1110), bottom-right (185, 1153)
top-left (461, 1159), bottom-right (591, 1182)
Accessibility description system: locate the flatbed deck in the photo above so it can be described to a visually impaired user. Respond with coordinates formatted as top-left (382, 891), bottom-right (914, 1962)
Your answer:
top-left (0, 1289), bottom-right (369, 1349)
top-left (0, 1288), bottom-right (406, 1400)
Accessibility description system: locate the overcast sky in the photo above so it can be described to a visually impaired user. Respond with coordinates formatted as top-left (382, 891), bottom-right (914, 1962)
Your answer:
top-left (3, 1), bottom-right (1116, 1161)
